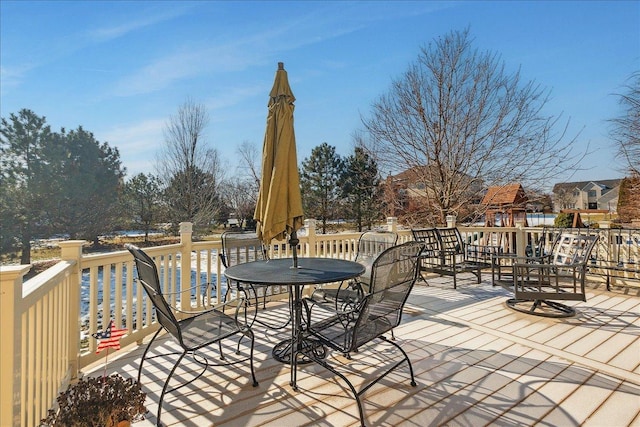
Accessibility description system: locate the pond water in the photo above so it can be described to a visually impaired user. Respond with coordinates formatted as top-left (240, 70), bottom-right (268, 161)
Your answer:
top-left (79, 250), bottom-right (229, 339)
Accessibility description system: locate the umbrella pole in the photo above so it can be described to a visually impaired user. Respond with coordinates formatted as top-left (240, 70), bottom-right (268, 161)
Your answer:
top-left (290, 230), bottom-right (299, 268)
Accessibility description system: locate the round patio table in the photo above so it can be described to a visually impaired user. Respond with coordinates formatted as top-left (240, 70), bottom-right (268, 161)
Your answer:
top-left (224, 257), bottom-right (365, 389)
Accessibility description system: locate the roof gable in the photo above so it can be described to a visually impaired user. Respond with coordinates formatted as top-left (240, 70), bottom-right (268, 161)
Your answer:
top-left (481, 183), bottom-right (528, 206)
top-left (553, 179), bottom-right (623, 193)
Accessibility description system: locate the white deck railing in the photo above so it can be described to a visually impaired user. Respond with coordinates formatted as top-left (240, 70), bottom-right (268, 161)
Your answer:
top-left (1, 218), bottom-right (637, 426)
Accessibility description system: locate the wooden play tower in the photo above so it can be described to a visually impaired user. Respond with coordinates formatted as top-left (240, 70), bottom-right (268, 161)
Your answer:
top-left (481, 183), bottom-right (529, 227)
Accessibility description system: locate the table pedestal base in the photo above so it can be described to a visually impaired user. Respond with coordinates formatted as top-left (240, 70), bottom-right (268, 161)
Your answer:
top-left (272, 338), bottom-right (327, 364)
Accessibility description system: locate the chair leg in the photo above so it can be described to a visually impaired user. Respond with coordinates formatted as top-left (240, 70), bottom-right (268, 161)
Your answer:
top-left (309, 355), bottom-right (366, 426)
top-left (244, 328), bottom-right (259, 387)
top-left (380, 336), bottom-right (417, 387)
top-left (156, 351), bottom-right (187, 426)
top-left (138, 328), bottom-right (162, 383)
top-left (306, 336), bottom-right (417, 427)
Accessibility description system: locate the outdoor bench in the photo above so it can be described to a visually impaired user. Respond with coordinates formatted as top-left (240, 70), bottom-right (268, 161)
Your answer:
top-left (412, 227), bottom-right (498, 289)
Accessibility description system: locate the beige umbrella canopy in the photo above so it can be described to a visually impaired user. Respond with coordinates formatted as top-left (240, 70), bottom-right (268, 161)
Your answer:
top-left (254, 62), bottom-right (304, 265)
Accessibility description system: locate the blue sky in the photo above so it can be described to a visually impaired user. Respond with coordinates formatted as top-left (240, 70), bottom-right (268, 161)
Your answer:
top-left (1, 1), bottom-right (638, 188)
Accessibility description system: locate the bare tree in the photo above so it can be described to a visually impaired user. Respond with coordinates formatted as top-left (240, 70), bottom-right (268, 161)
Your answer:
top-left (156, 98), bottom-right (224, 229)
top-left (236, 140), bottom-right (261, 191)
top-left (362, 28), bottom-right (582, 225)
top-left (610, 71), bottom-right (640, 175)
top-left (221, 179), bottom-right (258, 228)
top-left (223, 140), bottom-right (263, 228)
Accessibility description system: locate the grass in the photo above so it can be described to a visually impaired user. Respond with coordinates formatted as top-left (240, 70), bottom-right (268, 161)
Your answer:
top-left (2, 235), bottom-right (184, 279)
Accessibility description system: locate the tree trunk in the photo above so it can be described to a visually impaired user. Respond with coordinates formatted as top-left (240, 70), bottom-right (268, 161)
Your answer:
top-left (20, 235), bottom-right (31, 264)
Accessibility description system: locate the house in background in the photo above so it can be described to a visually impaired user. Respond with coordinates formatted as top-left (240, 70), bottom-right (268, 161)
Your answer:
top-left (552, 179), bottom-right (622, 213)
top-left (383, 166), bottom-right (484, 223)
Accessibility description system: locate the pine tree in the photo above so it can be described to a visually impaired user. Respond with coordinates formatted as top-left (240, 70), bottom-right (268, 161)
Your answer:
top-left (341, 147), bottom-right (382, 231)
top-left (300, 143), bottom-right (344, 233)
top-left (0, 109), bottom-right (53, 263)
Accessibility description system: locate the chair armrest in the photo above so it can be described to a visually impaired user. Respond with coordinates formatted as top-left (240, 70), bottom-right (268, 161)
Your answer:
top-left (302, 291), bottom-right (364, 318)
top-left (157, 283), bottom-right (243, 314)
top-left (496, 254), bottom-right (552, 264)
top-left (513, 260), bottom-right (586, 269)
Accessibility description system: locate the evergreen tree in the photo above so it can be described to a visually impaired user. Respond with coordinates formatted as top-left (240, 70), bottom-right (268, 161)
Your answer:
top-left (50, 126), bottom-right (125, 244)
top-left (123, 173), bottom-right (163, 242)
top-left (341, 147), bottom-right (382, 231)
top-left (1, 109), bottom-right (126, 260)
top-left (0, 109), bottom-right (53, 263)
top-left (300, 143), bottom-right (344, 233)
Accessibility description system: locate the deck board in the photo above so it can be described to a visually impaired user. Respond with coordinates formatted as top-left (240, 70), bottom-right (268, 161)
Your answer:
top-left (85, 276), bottom-right (640, 426)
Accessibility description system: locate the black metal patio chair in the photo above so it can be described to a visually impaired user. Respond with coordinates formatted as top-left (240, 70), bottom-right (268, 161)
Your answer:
top-left (126, 244), bottom-right (258, 426)
top-left (309, 230), bottom-right (398, 312)
top-left (217, 230), bottom-right (291, 331)
top-left (301, 241), bottom-right (423, 427)
top-left (493, 233), bottom-right (599, 317)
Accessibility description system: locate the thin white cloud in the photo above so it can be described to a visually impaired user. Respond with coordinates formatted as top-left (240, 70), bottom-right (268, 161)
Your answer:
top-left (206, 84), bottom-right (265, 111)
top-left (0, 63), bottom-right (35, 92)
top-left (111, 41), bottom-right (265, 98)
top-left (99, 118), bottom-right (166, 176)
top-left (108, 2), bottom-right (445, 99)
top-left (88, 6), bottom-right (192, 42)
top-left (1, 4), bottom-right (193, 93)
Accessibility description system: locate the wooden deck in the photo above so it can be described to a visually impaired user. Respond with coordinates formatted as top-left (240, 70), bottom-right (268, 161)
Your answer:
top-left (86, 275), bottom-right (640, 427)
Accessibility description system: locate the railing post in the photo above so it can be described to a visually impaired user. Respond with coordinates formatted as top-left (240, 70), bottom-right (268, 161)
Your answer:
top-left (180, 222), bottom-right (193, 312)
top-left (386, 217), bottom-right (398, 233)
top-left (58, 240), bottom-right (85, 382)
top-left (305, 219), bottom-right (317, 257)
top-left (515, 221), bottom-right (527, 257)
top-left (0, 264), bottom-right (31, 427)
top-left (446, 215), bottom-right (457, 228)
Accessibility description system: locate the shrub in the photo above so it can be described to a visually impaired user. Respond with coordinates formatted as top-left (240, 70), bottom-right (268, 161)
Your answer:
top-left (40, 374), bottom-right (146, 427)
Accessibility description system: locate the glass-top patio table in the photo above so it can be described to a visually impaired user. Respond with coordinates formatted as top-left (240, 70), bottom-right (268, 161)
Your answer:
top-left (224, 257), bottom-right (365, 389)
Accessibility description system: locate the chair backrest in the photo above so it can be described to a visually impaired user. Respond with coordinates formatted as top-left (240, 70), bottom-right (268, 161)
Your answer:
top-left (528, 227), bottom-right (565, 258)
top-left (551, 233), bottom-right (599, 273)
top-left (355, 231), bottom-right (398, 285)
top-left (352, 241), bottom-right (423, 347)
top-left (126, 245), bottom-right (183, 345)
top-left (219, 231), bottom-right (267, 268)
top-left (436, 228), bottom-right (464, 254)
top-left (411, 228), bottom-right (440, 256)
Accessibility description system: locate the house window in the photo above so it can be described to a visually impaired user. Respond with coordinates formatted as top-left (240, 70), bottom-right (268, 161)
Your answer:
top-left (573, 190), bottom-right (579, 197)
top-left (588, 190), bottom-right (597, 198)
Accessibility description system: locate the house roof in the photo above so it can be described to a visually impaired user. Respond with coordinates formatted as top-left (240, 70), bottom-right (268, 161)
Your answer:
top-left (481, 183), bottom-right (528, 206)
top-left (552, 179), bottom-right (622, 193)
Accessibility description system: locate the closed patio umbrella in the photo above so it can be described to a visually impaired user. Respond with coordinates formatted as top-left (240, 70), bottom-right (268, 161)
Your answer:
top-left (254, 62), bottom-right (304, 267)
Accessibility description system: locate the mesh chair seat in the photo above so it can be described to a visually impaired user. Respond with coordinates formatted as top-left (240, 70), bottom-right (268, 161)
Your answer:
top-left (178, 310), bottom-right (246, 351)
